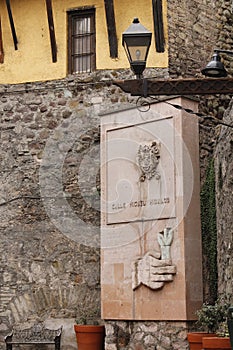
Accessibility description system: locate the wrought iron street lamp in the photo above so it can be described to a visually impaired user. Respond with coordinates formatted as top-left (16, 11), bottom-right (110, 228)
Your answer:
top-left (201, 49), bottom-right (233, 77)
top-left (122, 18), bottom-right (152, 79)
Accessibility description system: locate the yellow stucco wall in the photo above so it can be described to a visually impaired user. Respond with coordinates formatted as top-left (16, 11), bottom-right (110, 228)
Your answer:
top-left (0, 0), bottom-right (168, 84)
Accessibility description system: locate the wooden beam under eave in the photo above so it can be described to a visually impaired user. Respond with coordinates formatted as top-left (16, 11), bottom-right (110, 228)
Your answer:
top-left (5, 0), bottom-right (18, 50)
top-left (45, 0), bottom-right (57, 62)
top-left (0, 17), bottom-right (4, 63)
top-left (152, 0), bottom-right (165, 53)
top-left (104, 0), bottom-right (118, 58)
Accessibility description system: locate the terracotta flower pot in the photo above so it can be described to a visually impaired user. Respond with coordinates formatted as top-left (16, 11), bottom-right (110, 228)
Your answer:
top-left (187, 332), bottom-right (216, 350)
top-left (74, 324), bottom-right (105, 350)
top-left (202, 336), bottom-right (231, 350)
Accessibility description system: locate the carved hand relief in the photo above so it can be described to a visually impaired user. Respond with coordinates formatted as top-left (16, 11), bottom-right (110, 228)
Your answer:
top-left (137, 141), bottom-right (161, 182)
top-left (132, 228), bottom-right (176, 290)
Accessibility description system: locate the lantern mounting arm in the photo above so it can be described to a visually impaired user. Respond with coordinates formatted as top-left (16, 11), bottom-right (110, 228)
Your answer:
top-left (114, 77), bottom-right (233, 96)
top-left (213, 49), bottom-right (233, 56)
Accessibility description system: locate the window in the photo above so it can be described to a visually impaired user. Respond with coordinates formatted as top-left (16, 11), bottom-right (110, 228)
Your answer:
top-left (68, 8), bottom-right (96, 74)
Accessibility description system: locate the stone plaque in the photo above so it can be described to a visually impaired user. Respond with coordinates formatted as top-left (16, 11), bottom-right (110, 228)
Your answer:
top-left (106, 117), bottom-right (175, 224)
top-left (101, 97), bottom-right (203, 321)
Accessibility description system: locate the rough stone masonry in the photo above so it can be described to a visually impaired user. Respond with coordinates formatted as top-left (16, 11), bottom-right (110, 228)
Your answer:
top-left (0, 0), bottom-right (233, 349)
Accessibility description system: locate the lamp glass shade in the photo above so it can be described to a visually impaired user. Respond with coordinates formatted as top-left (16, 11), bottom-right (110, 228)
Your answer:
top-left (201, 53), bottom-right (227, 77)
top-left (122, 18), bottom-right (152, 77)
top-left (123, 36), bottom-right (151, 62)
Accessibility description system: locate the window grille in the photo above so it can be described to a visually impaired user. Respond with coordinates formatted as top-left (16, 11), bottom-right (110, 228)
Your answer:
top-left (68, 8), bottom-right (96, 74)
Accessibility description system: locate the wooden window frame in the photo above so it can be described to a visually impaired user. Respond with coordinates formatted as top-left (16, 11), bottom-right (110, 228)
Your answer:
top-left (68, 7), bottom-right (96, 74)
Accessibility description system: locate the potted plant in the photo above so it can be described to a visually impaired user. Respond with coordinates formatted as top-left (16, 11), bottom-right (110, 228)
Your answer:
top-left (227, 307), bottom-right (233, 350)
top-left (187, 301), bottom-right (229, 350)
top-left (73, 295), bottom-right (105, 350)
top-left (202, 321), bottom-right (231, 350)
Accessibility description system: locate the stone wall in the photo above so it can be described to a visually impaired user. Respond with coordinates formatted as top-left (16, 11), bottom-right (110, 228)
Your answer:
top-left (0, 71), bottom-right (134, 349)
top-left (105, 321), bottom-right (189, 350)
top-left (215, 100), bottom-right (233, 303)
top-left (212, 4), bottom-right (233, 297)
top-left (168, 0), bottom-right (232, 305)
top-left (168, 0), bottom-right (232, 174)
top-left (168, 0), bottom-right (218, 78)
top-left (0, 1), bottom-right (233, 350)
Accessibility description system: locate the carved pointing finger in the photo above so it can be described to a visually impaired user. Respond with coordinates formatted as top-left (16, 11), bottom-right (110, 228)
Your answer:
top-left (147, 281), bottom-right (164, 290)
top-left (150, 274), bottom-right (174, 282)
top-left (150, 265), bottom-right (176, 275)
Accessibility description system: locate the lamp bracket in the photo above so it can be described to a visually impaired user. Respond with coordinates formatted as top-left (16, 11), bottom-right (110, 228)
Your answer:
top-left (142, 79), bottom-right (148, 97)
top-left (214, 49), bottom-right (233, 56)
top-left (114, 77), bottom-right (233, 96)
